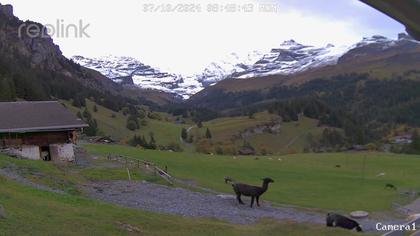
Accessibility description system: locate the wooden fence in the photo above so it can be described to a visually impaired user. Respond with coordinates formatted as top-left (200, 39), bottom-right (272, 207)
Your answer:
top-left (107, 154), bottom-right (174, 185)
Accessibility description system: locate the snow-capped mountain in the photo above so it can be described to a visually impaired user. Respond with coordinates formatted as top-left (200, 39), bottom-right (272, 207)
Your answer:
top-left (71, 55), bottom-right (202, 98)
top-left (72, 34), bottom-right (415, 99)
top-left (196, 51), bottom-right (265, 86)
top-left (229, 40), bottom-right (349, 79)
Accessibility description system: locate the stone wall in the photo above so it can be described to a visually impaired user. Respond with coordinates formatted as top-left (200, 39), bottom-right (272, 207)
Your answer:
top-left (9, 145), bottom-right (41, 160)
top-left (50, 143), bottom-right (75, 162)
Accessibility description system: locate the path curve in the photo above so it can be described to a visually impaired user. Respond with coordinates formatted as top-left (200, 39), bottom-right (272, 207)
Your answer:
top-left (0, 168), bottom-right (65, 194)
top-left (82, 180), bottom-right (403, 232)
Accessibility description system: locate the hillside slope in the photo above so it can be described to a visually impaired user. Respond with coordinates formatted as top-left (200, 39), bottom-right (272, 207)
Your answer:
top-left (192, 35), bottom-right (420, 95)
top-left (0, 3), bottom-right (177, 107)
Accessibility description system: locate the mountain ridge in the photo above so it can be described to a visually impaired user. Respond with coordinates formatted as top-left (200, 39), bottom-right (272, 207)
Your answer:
top-left (73, 34), bottom-right (418, 98)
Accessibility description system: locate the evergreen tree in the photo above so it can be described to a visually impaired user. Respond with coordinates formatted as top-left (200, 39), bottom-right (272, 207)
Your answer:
top-left (411, 130), bottom-right (420, 153)
top-left (148, 132), bottom-right (157, 150)
top-left (84, 119), bottom-right (98, 136)
top-left (205, 128), bottom-right (212, 139)
top-left (72, 96), bottom-right (86, 108)
top-left (141, 135), bottom-right (147, 147)
top-left (82, 108), bottom-right (91, 120)
top-left (181, 128), bottom-right (188, 140)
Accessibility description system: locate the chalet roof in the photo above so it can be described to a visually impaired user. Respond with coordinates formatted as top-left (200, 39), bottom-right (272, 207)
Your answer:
top-left (0, 101), bottom-right (88, 133)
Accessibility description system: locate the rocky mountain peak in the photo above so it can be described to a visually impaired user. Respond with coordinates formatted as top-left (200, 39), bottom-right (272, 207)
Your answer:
top-left (356, 35), bottom-right (391, 47)
top-left (278, 39), bottom-right (306, 50)
top-left (398, 32), bottom-right (414, 41)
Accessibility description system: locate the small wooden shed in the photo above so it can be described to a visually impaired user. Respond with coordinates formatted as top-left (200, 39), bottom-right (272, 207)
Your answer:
top-left (0, 101), bottom-right (88, 162)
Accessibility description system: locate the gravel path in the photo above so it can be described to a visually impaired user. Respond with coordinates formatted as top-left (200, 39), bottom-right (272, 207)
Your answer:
top-left (404, 197), bottom-right (420, 213)
top-left (83, 180), bottom-right (403, 232)
top-left (0, 168), bottom-right (65, 194)
top-left (84, 180), bottom-right (323, 225)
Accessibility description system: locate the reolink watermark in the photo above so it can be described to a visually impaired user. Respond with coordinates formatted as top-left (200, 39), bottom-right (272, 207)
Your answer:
top-left (18, 19), bottom-right (90, 39)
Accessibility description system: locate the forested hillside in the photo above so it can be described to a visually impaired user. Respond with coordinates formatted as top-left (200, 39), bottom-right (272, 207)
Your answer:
top-left (186, 73), bottom-right (420, 146)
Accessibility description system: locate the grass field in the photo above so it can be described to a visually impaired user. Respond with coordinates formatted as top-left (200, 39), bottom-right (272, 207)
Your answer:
top-left (0, 154), bottom-right (364, 236)
top-left (247, 117), bottom-right (324, 154)
top-left (194, 112), bottom-right (279, 142)
top-left (86, 144), bottom-right (420, 212)
top-left (193, 112), bottom-right (324, 154)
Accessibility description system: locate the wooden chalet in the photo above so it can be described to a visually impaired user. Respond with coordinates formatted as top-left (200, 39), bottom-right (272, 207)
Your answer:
top-left (0, 101), bottom-right (88, 162)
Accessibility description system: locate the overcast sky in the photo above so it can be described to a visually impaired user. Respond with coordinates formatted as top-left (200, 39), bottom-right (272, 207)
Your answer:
top-left (4, 0), bottom-right (405, 74)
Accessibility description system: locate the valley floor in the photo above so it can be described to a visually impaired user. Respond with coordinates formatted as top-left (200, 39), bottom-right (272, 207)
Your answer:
top-left (0, 150), bottom-right (367, 236)
top-left (4, 145), bottom-right (420, 235)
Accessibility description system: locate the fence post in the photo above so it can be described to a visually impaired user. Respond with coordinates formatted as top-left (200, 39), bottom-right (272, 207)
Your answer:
top-left (126, 168), bottom-right (131, 181)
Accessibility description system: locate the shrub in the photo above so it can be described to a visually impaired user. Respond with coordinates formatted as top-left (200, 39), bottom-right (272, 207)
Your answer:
top-left (148, 112), bottom-right (162, 120)
top-left (140, 119), bottom-right (148, 126)
top-left (196, 139), bottom-right (213, 154)
top-left (126, 120), bottom-right (138, 131)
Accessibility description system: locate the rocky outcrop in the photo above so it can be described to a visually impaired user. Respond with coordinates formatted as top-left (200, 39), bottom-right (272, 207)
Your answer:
top-left (238, 120), bottom-right (282, 139)
top-left (0, 3), bottom-right (13, 18)
top-left (0, 5), bottom-right (65, 72)
top-left (0, 3), bottom-right (126, 96)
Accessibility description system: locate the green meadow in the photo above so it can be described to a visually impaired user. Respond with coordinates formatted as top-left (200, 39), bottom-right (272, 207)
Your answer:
top-left (86, 144), bottom-right (420, 212)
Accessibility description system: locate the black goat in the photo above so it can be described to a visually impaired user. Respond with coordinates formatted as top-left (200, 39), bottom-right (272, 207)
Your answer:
top-left (224, 177), bottom-right (274, 208)
top-left (326, 213), bottom-right (363, 232)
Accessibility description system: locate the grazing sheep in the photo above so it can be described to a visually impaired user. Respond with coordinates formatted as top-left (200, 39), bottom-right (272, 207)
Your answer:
top-left (326, 213), bottom-right (362, 232)
top-left (385, 183), bottom-right (397, 190)
top-left (224, 177), bottom-right (274, 208)
top-left (376, 172), bottom-right (385, 177)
